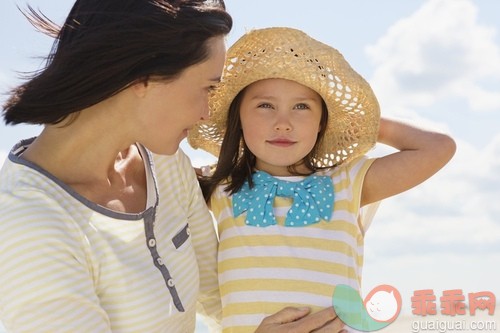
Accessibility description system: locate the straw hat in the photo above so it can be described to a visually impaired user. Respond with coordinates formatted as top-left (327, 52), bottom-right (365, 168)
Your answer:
top-left (188, 27), bottom-right (380, 167)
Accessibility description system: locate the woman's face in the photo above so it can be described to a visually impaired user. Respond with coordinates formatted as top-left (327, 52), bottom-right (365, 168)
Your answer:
top-left (138, 37), bottom-right (226, 155)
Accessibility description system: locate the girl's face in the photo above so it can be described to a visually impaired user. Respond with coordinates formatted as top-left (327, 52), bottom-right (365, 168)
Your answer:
top-left (239, 78), bottom-right (323, 176)
top-left (136, 37), bottom-right (226, 155)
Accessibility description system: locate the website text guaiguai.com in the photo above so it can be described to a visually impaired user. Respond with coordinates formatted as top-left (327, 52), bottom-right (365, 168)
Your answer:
top-left (411, 319), bottom-right (497, 332)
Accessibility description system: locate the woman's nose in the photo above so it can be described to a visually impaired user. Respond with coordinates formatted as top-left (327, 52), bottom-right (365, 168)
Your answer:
top-left (200, 103), bottom-right (210, 120)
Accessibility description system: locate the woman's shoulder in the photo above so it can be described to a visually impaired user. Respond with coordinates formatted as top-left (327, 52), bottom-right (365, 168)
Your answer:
top-left (1, 151), bottom-right (57, 198)
top-left (0, 162), bottom-right (76, 240)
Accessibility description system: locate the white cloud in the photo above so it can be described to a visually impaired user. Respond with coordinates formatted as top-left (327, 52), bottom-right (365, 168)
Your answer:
top-left (362, 133), bottom-right (500, 306)
top-left (0, 150), bottom-right (6, 165)
top-left (363, 251), bottom-right (500, 309)
top-left (368, 134), bottom-right (500, 255)
top-left (361, 0), bottom-right (500, 264)
top-left (366, 0), bottom-right (500, 113)
top-left (363, 136), bottom-right (500, 303)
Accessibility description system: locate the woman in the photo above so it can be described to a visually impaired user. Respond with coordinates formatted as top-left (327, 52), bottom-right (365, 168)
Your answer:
top-left (0, 1), bottom-right (341, 332)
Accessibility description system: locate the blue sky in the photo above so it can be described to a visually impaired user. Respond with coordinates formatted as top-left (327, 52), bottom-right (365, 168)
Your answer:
top-left (1, 0), bottom-right (499, 327)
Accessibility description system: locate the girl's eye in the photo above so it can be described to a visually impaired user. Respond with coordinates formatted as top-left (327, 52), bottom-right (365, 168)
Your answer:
top-left (294, 103), bottom-right (310, 110)
top-left (257, 103), bottom-right (273, 109)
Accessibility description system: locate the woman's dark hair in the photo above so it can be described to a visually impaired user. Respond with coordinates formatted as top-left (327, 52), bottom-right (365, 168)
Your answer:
top-left (200, 87), bottom-right (329, 202)
top-left (2, 0), bottom-right (232, 125)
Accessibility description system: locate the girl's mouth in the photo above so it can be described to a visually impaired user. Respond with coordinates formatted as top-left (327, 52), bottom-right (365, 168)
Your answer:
top-left (267, 139), bottom-right (296, 147)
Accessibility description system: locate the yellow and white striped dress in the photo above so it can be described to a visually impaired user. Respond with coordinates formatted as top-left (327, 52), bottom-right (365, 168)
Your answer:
top-left (210, 156), bottom-right (379, 333)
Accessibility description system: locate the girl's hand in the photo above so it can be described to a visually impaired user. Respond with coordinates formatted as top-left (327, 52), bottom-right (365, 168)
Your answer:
top-left (194, 165), bottom-right (214, 177)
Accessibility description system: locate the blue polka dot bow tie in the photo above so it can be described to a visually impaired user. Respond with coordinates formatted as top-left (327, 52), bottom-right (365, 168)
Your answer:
top-left (232, 171), bottom-right (334, 227)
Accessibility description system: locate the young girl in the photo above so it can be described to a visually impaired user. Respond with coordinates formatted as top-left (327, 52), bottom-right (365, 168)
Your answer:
top-left (189, 27), bottom-right (456, 333)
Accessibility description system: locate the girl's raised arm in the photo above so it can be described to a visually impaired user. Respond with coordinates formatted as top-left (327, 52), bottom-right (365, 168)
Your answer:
top-left (361, 117), bottom-right (456, 206)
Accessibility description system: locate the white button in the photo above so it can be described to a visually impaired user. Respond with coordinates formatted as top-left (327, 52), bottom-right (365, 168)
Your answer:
top-left (148, 239), bottom-right (156, 247)
top-left (157, 258), bottom-right (163, 265)
top-left (167, 279), bottom-right (175, 287)
top-left (186, 228), bottom-right (191, 236)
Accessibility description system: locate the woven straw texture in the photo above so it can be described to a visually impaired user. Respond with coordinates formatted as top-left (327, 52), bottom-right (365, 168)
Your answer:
top-left (188, 27), bottom-right (380, 167)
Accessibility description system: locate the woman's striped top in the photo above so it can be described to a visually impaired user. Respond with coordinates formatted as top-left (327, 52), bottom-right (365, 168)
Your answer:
top-left (0, 139), bottom-right (221, 333)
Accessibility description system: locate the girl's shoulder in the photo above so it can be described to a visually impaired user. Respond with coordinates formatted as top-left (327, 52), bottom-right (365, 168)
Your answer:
top-left (316, 155), bottom-right (376, 178)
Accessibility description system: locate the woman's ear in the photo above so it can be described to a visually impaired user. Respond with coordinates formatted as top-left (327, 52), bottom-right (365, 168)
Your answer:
top-left (130, 77), bottom-right (150, 98)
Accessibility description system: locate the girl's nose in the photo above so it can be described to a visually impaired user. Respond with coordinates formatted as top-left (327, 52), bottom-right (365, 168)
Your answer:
top-left (274, 117), bottom-right (292, 132)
